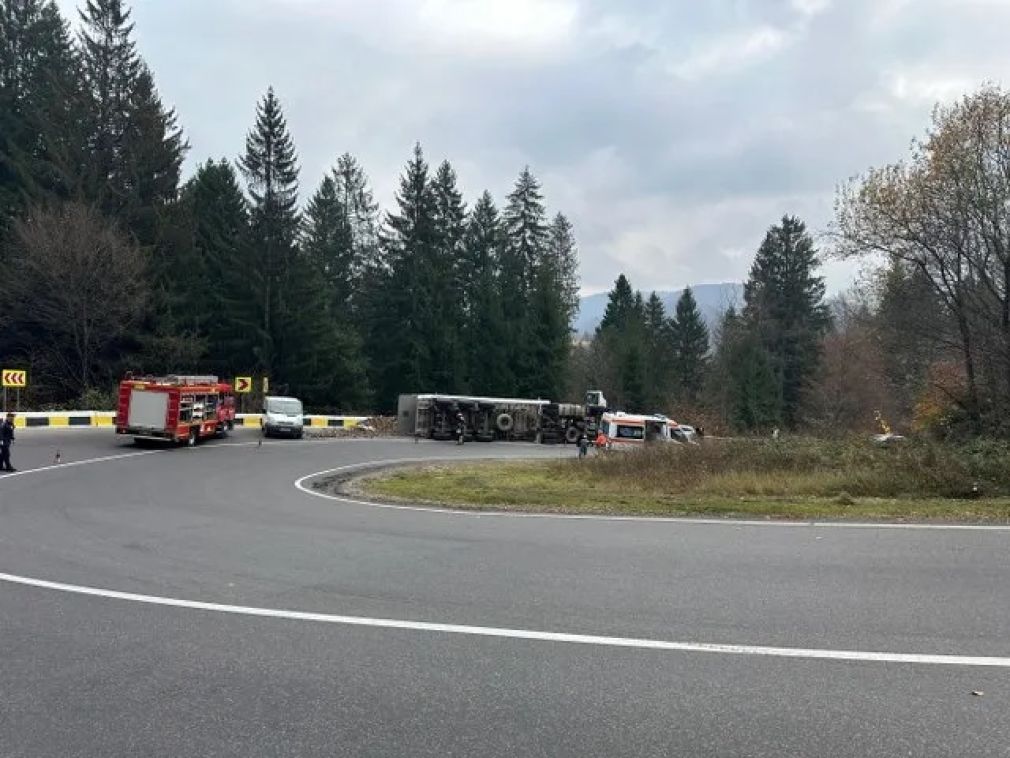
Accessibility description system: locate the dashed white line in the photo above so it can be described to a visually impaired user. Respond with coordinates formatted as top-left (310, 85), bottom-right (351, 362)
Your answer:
top-left (1, 571), bottom-right (1008, 667)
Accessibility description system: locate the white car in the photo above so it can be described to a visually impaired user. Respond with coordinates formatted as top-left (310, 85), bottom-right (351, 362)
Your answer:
top-left (669, 424), bottom-right (700, 444)
top-left (262, 396), bottom-right (304, 439)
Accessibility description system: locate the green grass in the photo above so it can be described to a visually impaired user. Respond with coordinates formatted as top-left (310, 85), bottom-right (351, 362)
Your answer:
top-left (360, 438), bottom-right (1010, 521)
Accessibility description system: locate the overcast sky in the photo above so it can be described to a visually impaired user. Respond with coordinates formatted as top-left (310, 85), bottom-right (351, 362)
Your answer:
top-left (56, 0), bottom-right (1010, 294)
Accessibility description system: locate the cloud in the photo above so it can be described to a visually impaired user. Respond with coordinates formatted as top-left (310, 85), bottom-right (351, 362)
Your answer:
top-left (670, 25), bottom-right (790, 80)
top-left (50, 0), bottom-right (1010, 298)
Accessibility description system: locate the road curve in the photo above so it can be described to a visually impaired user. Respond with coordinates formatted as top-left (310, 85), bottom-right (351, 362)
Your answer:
top-left (2, 429), bottom-right (1008, 757)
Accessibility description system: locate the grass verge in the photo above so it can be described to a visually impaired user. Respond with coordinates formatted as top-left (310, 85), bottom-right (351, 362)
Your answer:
top-left (358, 438), bottom-right (1010, 521)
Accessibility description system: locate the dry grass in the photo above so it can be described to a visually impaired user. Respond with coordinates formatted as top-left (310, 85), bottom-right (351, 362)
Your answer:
top-left (361, 437), bottom-right (1010, 521)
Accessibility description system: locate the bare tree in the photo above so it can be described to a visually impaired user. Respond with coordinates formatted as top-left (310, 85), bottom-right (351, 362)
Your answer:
top-left (835, 85), bottom-right (1010, 434)
top-left (9, 203), bottom-right (147, 396)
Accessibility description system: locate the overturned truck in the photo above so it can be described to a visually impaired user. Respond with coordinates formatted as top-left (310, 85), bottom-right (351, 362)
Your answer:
top-left (398, 394), bottom-right (549, 442)
top-left (397, 391), bottom-right (607, 444)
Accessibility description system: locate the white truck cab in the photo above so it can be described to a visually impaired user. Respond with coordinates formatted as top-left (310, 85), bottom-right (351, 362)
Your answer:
top-left (262, 396), bottom-right (304, 439)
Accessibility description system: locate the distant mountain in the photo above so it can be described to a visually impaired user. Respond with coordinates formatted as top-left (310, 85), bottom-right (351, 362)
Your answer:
top-left (575, 282), bottom-right (744, 336)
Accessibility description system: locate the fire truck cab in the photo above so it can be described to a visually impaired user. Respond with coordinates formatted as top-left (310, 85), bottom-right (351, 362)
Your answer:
top-left (116, 375), bottom-right (236, 446)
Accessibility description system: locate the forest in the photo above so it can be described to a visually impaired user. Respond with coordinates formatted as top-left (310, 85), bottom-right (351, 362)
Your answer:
top-left (4, 1), bottom-right (1010, 439)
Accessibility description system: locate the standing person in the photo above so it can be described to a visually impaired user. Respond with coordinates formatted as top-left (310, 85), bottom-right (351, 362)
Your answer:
top-left (577, 432), bottom-right (590, 460)
top-left (1, 413), bottom-right (15, 473)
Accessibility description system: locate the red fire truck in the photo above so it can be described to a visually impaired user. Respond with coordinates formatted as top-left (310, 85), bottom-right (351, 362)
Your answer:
top-left (116, 375), bottom-right (236, 445)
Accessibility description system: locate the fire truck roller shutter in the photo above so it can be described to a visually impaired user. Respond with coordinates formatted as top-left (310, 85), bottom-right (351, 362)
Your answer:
top-left (496, 413), bottom-right (514, 433)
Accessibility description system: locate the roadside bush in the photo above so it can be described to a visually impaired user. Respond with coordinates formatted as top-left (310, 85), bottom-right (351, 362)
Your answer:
top-left (77, 387), bottom-right (117, 411)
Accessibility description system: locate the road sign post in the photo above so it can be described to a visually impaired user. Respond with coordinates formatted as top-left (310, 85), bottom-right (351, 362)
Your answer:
top-left (2, 370), bottom-right (27, 413)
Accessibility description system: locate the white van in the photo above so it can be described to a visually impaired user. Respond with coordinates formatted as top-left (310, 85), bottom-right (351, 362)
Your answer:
top-left (262, 396), bottom-right (304, 439)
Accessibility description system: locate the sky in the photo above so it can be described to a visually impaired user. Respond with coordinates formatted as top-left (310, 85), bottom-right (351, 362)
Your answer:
top-left (56, 0), bottom-right (1010, 294)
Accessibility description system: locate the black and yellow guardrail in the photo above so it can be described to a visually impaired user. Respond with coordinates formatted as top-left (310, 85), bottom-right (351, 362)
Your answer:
top-left (13, 413), bottom-right (370, 429)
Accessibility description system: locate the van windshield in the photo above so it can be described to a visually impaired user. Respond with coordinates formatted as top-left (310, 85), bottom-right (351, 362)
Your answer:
top-left (268, 399), bottom-right (302, 416)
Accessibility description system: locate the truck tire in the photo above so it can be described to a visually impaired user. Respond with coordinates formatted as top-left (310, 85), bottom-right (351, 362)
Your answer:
top-left (496, 413), bottom-right (514, 433)
top-left (565, 426), bottom-right (580, 444)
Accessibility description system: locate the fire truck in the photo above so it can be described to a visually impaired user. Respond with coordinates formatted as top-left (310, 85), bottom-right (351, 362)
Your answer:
top-left (116, 375), bottom-right (236, 445)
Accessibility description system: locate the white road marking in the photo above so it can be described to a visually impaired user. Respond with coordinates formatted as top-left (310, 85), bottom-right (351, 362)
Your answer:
top-left (294, 462), bottom-right (1010, 531)
top-left (1, 571), bottom-right (1008, 667)
top-left (0, 448), bottom-right (165, 480)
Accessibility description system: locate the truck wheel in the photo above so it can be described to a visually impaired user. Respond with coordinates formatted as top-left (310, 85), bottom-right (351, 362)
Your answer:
top-left (565, 426), bottom-right (580, 444)
top-left (496, 413), bottom-right (514, 433)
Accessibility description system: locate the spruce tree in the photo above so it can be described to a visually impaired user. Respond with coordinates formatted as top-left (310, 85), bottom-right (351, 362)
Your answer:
top-left (183, 159), bottom-right (248, 372)
top-left (237, 87), bottom-right (301, 378)
top-left (302, 174), bottom-right (354, 318)
top-left (527, 260), bottom-right (569, 400)
top-left (595, 275), bottom-right (649, 411)
top-left (366, 144), bottom-right (438, 409)
top-left (642, 292), bottom-right (670, 409)
top-left (670, 287), bottom-right (710, 405)
top-left (462, 191), bottom-right (508, 394)
top-left (597, 274), bottom-right (637, 334)
top-left (299, 170), bottom-right (370, 407)
top-left (430, 160), bottom-right (467, 392)
top-left (331, 152), bottom-right (379, 297)
top-left (502, 167), bottom-right (549, 394)
top-left (0, 0), bottom-right (85, 227)
top-left (547, 212), bottom-right (580, 328)
top-left (78, 0), bottom-right (184, 242)
top-left (121, 65), bottom-right (185, 244)
top-left (78, 0), bottom-right (139, 212)
top-left (743, 215), bottom-right (830, 426)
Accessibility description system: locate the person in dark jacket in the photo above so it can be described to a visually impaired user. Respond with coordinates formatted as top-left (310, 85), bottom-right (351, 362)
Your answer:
top-left (1, 413), bottom-right (15, 472)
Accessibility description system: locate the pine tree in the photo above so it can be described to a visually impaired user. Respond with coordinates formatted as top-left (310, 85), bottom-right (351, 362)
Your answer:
top-left (729, 335), bottom-right (782, 430)
top-left (670, 287), bottom-right (710, 405)
top-left (743, 215), bottom-right (830, 426)
top-left (78, 0), bottom-right (184, 242)
top-left (430, 160), bottom-right (467, 392)
top-left (502, 167), bottom-right (549, 394)
top-left (302, 174), bottom-right (354, 317)
top-left (709, 307), bottom-right (780, 431)
top-left (299, 170), bottom-right (370, 407)
top-left (462, 191), bottom-right (508, 394)
top-left (78, 0), bottom-right (139, 212)
top-left (237, 87), bottom-right (301, 378)
top-left (0, 0), bottom-right (85, 227)
top-left (365, 144), bottom-right (438, 409)
top-left (547, 212), bottom-right (580, 328)
top-left (642, 292), bottom-right (670, 409)
top-left (331, 152), bottom-right (379, 296)
top-left (182, 159), bottom-right (248, 372)
top-left (503, 167), bottom-right (549, 291)
top-left (597, 274), bottom-right (637, 334)
top-left (121, 65), bottom-right (185, 244)
top-left (595, 275), bottom-right (648, 411)
top-left (527, 260), bottom-right (569, 400)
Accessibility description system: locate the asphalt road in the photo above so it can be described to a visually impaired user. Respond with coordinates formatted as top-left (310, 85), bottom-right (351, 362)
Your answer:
top-left (1, 429), bottom-right (1009, 757)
